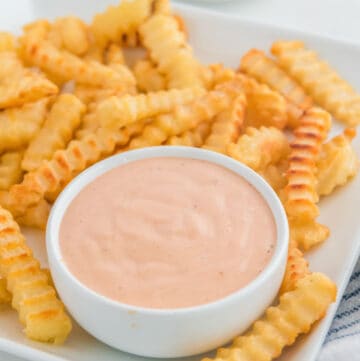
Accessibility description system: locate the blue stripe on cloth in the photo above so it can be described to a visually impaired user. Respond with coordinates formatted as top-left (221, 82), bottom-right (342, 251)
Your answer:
top-left (334, 304), bottom-right (360, 320)
top-left (327, 318), bottom-right (360, 337)
top-left (350, 271), bottom-right (360, 282)
top-left (343, 287), bottom-right (360, 302)
top-left (324, 256), bottom-right (360, 345)
top-left (329, 330), bottom-right (360, 343)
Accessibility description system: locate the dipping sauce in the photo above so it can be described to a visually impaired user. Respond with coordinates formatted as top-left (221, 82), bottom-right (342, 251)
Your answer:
top-left (60, 157), bottom-right (276, 309)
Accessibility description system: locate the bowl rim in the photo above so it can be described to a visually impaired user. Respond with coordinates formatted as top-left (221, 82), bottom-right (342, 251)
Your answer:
top-left (47, 146), bottom-right (289, 315)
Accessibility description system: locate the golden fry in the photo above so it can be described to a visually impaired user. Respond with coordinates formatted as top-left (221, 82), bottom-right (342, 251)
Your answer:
top-left (21, 21), bottom-right (131, 91)
top-left (240, 49), bottom-right (312, 110)
top-left (237, 74), bottom-right (288, 129)
top-left (91, 0), bottom-right (152, 47)
top-left (0, 206), bottom-right (72, 343)
top-left (139, 14), bottom-right (202, 88)
top-left (0, 100), bottom-right (48, 153)
top-left (201, 63), bottom-right (236, 90)
top-left (0, 151), bottom-right (23, 191)
top-left (258, 159), bottom-right (288, 194)
top-left (153, 0), bottom-right (171, 14)
top-left (106, 43), bottom-right (125, 65)
top-left (0, 189), bottom-right (50, 230)
top-left (105, 44), bottom-right (136, 92)
top-left (166, 122), bottom-right (211, 147)
top-left (240, 49), bottom-right (312, 127)
top-left (280, 245), bottom-right (309, 294)
top-left (97, 87), bottom-right (205, 129)
top-left (203, 93), bottom-right (246, 154)
top-left (73, 84), bottom-right (125, 106)
top-left (53, 17), bottom-right (89, 56)
top-left (133, 59), bottom-right (166, 92)
top-left (284, 107), bottom-right (331, 250)
top-left (6, 124), bottom-right (138, 216)
top-left (82, 31), bottom-right (104, 63)
top-left (317, 128), bottom-right (359, 196)
top-left (75, 111), bottom-right (100, 139)
top-left (0, 32), bottom-right (15, 52)
top-left (227, 126), bottom-right (289, 171)
top-left (0, 51), bottom-right (57, 108)
top-left (0, 276), bottom-right (11, 304)
top-left (289, 221), bottom-right (330, 252)
top-left (129, 79), bottom-right (242, 149)
top-left (16, 199), bottom-right (51, 230)
top-left (272, 40), bottom-right (360, 126)
top-left (22, 94), bottom-right (85, 171)
top-left (208, 273), bottom-right (336, 361)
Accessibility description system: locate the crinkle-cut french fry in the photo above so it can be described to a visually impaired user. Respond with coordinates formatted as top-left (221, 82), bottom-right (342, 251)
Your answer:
top-left (1, 266), bottom-right (53, 304)
top-left (0, 151), bottom-right (23, 191)
top-left (122, 30), bottom-right (140, 47)
top-left (133, 59), bottom-right (166, 92)
top-left (0, 191), bottom-right (11, 209)
top-left (201, 64), bottom-right (236, 90)
top-left (166, 122), bottom-right (211, 147)
top-left (237, 74), bottom-right (288, 129)
top-left (91, 0), bottom-right (152, 47)
top-left (0, 277), bottom-right (11, 304)
top-left (227, 126), bottom-right (289, 172)
top-left (284, 107), bottom-right (331, 218)
top-left (284, 107), bottom-right (331, 250)
top-left (73, 84), bottom-right (126, 106)
top-left (21, 22), bottom-right (130, 91)
top-left (173, 15), bottom-right (188, 39)
top-left (140, 14), bottom-right (203, 89)
top-left (51, 17), bottom-right (89, 56)
top-left (7, 125), bottom-right (135, 216)
top-left (105, 44), bottom-right (136, 92)
top-left (75, 111), bottom-right (100, 139)
top-left (26, 43), bottom-right (127, 90)
top-left (97, 87), bottom-right (205, 129)
top-left (129, 80), bottom-right (242, 149)
top-left (46, 119), bottom-right (147, 202)
top-left (82, 32), bottom-right (104, 63)
top-left (0, 206), bottom-right (72, 343)
top-left (22, 94), bottom-right (85, 172)
top-left (289, 220), bottom-right (330, 251)
top-left (153, 0), bottom-right (171, 14)
top-left (208, 273), bottom-right (336, 361)
top-left (286, 101), bottom-right (305, 129)
top-left (203, 94), bottom-right (246, 154)
top-left (280, 245), bottom-right (309, 294)
top-left (258, 159), bottom-right (288, 194)
top-left (108, 65), bottom-right (136, 94)
top-left (0, 32), bottom-right (15, 52)
top-left (49, 116), bottom-right (147, 201)
top-left (106, 43), bottom-right (125, 65)
top-left (271, 40), bottom-right (360, 126)
top-left (240, 49), bottom-right (312, 125)
top-left (16, 199), bottom-right (50, 230)
top-left (0, 99), bottom-right (48, 153)
top-left (0, 52), bottom-right (57, 109)
top-left (317, 128), bottom-right (359, 197)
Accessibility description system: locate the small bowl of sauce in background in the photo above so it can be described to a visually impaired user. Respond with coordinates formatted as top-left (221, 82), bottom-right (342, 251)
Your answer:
top-left (46, 146), bottom-right (288, 358)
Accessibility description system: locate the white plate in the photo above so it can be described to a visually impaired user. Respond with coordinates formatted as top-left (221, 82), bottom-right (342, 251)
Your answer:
top-left (1, 2), bottom-right (360, 361)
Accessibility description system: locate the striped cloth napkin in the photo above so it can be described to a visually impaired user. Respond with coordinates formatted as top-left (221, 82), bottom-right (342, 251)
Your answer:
top-left (318, 257), bottom-right (360, 360)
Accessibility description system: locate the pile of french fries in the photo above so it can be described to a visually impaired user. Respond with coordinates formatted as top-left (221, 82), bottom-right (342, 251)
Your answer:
top-left (0, 0), bottom-right (359, 358)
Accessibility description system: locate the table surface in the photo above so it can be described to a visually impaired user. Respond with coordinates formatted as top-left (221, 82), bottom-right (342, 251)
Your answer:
top-left (1, 0), bottom-right (359, 360)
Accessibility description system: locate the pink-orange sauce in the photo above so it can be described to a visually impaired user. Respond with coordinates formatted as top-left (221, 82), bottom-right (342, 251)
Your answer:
top-left (60, 157), bottom-right (276, 309)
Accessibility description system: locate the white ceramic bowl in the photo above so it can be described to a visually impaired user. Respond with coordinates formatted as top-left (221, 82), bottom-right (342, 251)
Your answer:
top-left (47, 146), bottom-right (289, 358)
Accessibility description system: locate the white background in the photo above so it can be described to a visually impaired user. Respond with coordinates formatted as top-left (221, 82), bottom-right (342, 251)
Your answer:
top-left (0, 0), bottom-right (359, 360)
